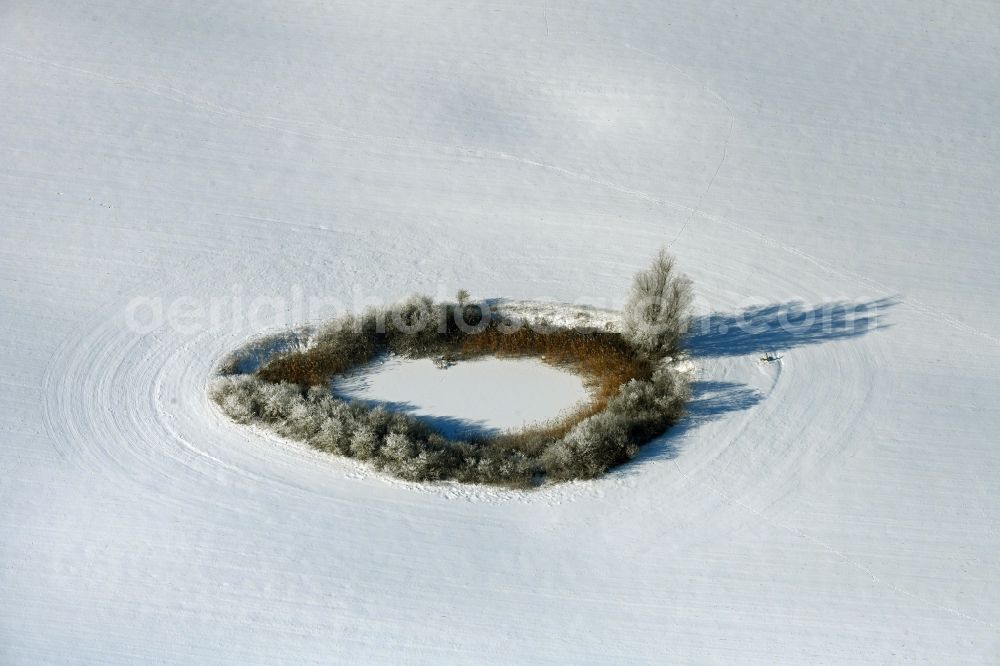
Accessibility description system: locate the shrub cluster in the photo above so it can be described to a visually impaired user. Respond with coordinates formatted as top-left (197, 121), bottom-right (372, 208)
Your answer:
top-left (211, 249), bottom-right (693, 488)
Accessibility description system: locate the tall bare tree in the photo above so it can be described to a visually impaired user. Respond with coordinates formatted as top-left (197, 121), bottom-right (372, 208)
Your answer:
top-left (622, 248), bottom-right (693, 358)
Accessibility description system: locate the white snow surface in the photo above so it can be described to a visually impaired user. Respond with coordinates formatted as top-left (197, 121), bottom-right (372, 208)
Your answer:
top-left (332, 356), bottom-right (591, 438)
top-left (2, 1), bottom-right (1000, 663)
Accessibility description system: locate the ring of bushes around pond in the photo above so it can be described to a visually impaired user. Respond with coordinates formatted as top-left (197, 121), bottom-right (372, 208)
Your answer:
top-left (211, 300), bottom-right (689, 488)
top-left (211, 250), bottom-right (692, 488)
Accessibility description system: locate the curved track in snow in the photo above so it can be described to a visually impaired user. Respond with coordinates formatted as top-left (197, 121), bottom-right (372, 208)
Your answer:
top-left (5, 1), bottom-right (1000, 662)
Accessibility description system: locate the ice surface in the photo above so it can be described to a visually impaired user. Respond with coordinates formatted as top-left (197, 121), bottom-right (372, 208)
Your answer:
top-left (332, 356), bottom-right (590, 437)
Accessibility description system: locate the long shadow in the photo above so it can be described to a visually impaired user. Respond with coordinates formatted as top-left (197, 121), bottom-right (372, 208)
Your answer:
top-left (632, 297), bottom-right (896, 466)
top-left (686, 296), bottom-right (897, 358)
top-left (338, 298), bottom-right (897, 467)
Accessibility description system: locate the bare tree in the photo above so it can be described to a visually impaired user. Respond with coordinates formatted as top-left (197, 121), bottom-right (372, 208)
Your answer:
top-left (622, 248), bottom-right (693, 358)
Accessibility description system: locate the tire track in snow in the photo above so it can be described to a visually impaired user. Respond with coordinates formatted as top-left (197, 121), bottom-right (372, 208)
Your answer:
top-left (25, 36), bottom-right (993, 632)
top-left (686, 461), bottom-right (997, 630)
top-left (671, 323), bottom-right (992, 630)
top-left (12, 44), bottom-right (990, 350)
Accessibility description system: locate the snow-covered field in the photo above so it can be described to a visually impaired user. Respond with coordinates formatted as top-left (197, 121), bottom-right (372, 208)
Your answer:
top-left (3, 1), bottom-right (999, 663)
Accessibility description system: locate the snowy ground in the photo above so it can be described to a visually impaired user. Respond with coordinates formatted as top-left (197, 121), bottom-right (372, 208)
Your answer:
top-left (2, 1), bottom-right (999, 663)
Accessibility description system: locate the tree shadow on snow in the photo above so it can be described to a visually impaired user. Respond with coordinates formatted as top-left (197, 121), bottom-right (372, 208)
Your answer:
top-left (341, 298), bottom-right (898, 473)
top-left (627, 296), bottom-right (897, 468)
top-left (685, 296), bottom-right (897, 358)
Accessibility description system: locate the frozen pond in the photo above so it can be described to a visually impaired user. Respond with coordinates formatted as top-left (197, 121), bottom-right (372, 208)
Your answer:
top-left (332, 356), bottom-right (591, 437)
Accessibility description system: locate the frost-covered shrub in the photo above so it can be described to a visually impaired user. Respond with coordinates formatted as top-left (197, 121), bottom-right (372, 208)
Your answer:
top-left (210, 376), bottom-right (265, 423)
top-left (279, 401), bottom-right (324, 440)
top-left (541, 410), bottom-right (631, 480)
top-left (382, 431), bottom-right (417, 462)
top-left (349, 424), bottom-right (381, 460)
top-left (257, 382), bottom-right (301, 421)
top-left (310, 416), bottom-right (352, 455)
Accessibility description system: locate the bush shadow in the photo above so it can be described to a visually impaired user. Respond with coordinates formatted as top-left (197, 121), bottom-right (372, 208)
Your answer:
top-left (223, 328), bottom-right (313, 375)
top-left (629, 380), bottom-right (766, 464)
top-left (344, 398), bottom-right (497, 440)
